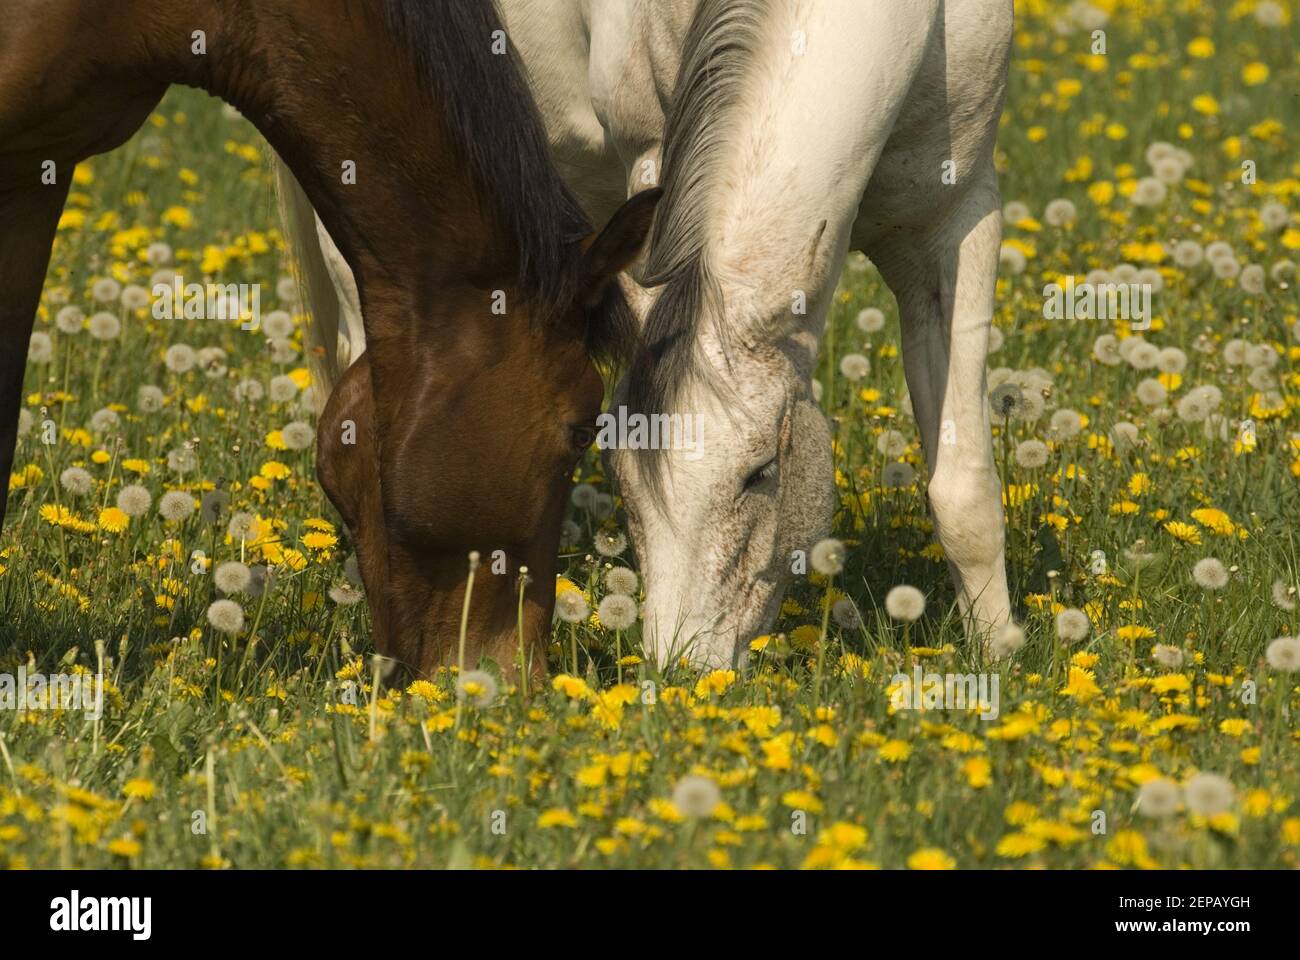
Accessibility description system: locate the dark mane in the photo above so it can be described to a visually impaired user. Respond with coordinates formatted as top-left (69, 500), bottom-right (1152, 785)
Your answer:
top-left (378, 0), bottom-right (593, 319)
top-left (626, 0), bottom-right (771, 501)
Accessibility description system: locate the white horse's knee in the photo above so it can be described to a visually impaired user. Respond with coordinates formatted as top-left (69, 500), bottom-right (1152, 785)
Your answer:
top-left (927, 467), bottom-right (1003, 567)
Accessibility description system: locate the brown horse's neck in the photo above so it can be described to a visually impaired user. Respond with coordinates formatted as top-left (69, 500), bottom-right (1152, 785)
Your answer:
top-left (141, 0), bottom-right (528, 332)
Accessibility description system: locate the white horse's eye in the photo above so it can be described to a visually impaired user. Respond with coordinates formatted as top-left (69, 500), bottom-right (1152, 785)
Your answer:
top-left (742, 457), bottom-right (779, 492)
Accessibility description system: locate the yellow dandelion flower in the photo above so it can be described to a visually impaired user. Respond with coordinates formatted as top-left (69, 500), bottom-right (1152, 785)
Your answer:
top-left (907, 848), bottom-right (955, 870)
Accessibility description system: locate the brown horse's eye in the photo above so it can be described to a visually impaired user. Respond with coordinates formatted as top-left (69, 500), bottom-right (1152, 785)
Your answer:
top-left (569, 425), bottom-right (597, 453)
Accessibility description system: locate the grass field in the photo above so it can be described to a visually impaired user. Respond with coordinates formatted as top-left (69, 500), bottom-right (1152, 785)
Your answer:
top-left (2, 0), bottom-right (1298, 869)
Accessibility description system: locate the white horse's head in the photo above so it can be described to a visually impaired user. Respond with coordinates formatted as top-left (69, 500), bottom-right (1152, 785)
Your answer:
top-left (607, 240), bottom-right (839, 669)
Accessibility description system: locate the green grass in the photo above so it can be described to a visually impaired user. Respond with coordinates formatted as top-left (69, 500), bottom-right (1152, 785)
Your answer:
top-left (1, 0), bottom-right (1298, 868)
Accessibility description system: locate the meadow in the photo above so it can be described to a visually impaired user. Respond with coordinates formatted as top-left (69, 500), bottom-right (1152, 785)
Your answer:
top-left (1, 0), bottom-right (1297, 869)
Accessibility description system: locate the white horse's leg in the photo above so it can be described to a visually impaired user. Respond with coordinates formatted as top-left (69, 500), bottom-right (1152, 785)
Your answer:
top-left (873, 167), bottom-right (1010, 639)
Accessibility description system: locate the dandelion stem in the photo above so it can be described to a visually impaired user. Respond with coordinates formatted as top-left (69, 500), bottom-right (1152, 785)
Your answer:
top-left (368, 654), bottom-right (383, 743)
top-left (454, 551), bottom-right (480, 731)
top-left (516, 566), bottom-right (529, 699)
top-left (813, 576), bottom-right (833, 709)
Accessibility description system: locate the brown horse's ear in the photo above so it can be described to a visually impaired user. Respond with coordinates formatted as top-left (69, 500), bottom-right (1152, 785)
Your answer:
top-left (578, 188), bottom-right (663, 305)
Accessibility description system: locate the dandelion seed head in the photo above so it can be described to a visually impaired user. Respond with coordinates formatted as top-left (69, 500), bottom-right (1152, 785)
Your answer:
top-left (227, 511), bottom-right (260, 541)
top-left (855, 308), bottom-right (885, 333)
top-left (875, 429), bottom-right (909, 457)
top-left (456, 669), bottom-right (499, 707)
top-left (137, 384), bottom-right (165, 413)
top-left (594, 530), bottom-right (628, 558)
top-left (1044, 198), bottom-right (1076, 226)
top-left (91, 277), bottom-right (122, 304)
top-left (164, 343), bottom-right (196, 373)
top-left (1265, 636), bottom-right (1300, 673)
top-left (1205, 241), bottom-right (1235, 264)
top-left (235, 379), bottom-right (265, 402)
top-left (116, 484), bottom-right (153, 517)
top-left (328, 582), bottom-right (365, 606)
top-left (831, 597), bottom-right (861, 630)
top-left (1130, 176), bottom-right (1167, 207)
top-left (990, 622), bottom-right (1026, 659)
top-left (268, 338), bottom-right (299, 364)
top-left (206, 598), bottom-right (246, 635)
top-left (1191, 557), bottom-right (1229, 590)
top-left (167, 446), bottom-right (197, 473)
top-left (158, 490), bottom-right (195, 522)
top-left (597, 593), bottom-right (638, 630)
top-left (672, 775), bottom-right (722, 818)
top-left (999, 244), bottom-right (1027, 275)
top-left (810, 538), bottom-right (846, 576)
top-left (269, 374), bottom-right (299, 403)
top-left (1255, 1), bottom-right (1284, 27)
top-left (1092, 334), bottom-right (1123, 366)
top-left (281, 420), bottom-right (315, 451)
top-left (1183, 772), bottom-right (1235, 817)
top-left (262, 310), bottom-right (294, 339)
top-left (214, 561), bottom-right (252, 594)
top-left (146, 242), bottom-right (173, 266)
top-left (881, 461), bottom-right (916, 488)
top-left (1049, 408), bottom-right (1083, 439)
top-left (89, 407), bottom-right (120, 433)
top-left (1003, 201), bottom-right (1030, 223)
top-left (200, 489), bottom-right (230, 523)
top-left (28, 332), bottom-right (53, 363)
top-left (1151, 644), bottom-right (1184, 669)
top-left (59, 467), bottom-right (93, 497)
top-left (1135, 377), bottom-right (1167, 407)
top-left (1111, 421), bottom-right (1140, 449)
top-left (1137, 778), bottom-right (1181, 818)
top-left (198, 345), bottom-right (228, 378)
top-left (1126, 342), bottom-right (1160, 371)
top-left (1015, 439), bottom-right (1050, 469)
top-left (1155, 347), bottom-right (1187, 375)
top-left (1212, 256), bottom-right (1240, 280)
top-left (1055, 608), bottom-right (1090, 643)
top-left (885, 584), bottom-right (926, 622)
top-left (555, 588), bottom-right (590, 624)
top-left (87, 312), bottom-right (121, 340)
top-left (1172, 240), bottom-right (1204, 268)
top-left (247, 565), bottom-right (276, 598)
top-left (839, 353), bottom-right (871, 382)
top-left (604, 566), bottom-right (639, 597)
top-left (55, 306), bottom-right (84, 334)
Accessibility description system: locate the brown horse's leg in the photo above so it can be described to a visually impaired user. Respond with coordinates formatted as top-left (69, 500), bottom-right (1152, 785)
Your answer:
top-left (0, 184), bottom-right (70, 532)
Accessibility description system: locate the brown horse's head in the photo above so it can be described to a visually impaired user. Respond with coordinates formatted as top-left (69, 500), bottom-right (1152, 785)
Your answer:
top-left (317, 189), bottom-right (661, 683)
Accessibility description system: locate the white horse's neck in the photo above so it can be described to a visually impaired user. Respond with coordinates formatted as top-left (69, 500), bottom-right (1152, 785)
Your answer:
top-left (702, 0), bottom-right (942, 321)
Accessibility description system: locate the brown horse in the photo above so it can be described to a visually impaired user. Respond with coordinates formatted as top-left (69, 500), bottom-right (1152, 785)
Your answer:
top-left (0, 0), bottom-right (660, 681)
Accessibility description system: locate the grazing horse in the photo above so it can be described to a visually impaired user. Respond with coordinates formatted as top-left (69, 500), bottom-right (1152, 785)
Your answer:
top-left (0, 0), bottom-right (659, 680)
top-left (282, 0), bottom-right (1015, 670)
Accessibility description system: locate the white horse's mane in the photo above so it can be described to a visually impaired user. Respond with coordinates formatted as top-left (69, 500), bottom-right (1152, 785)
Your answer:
top-left (629, 0), bottom-right (773, 499)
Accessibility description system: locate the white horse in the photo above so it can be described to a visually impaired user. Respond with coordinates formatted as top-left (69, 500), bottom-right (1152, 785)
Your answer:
top-left (280, 0), bottom-right (1014, 669)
